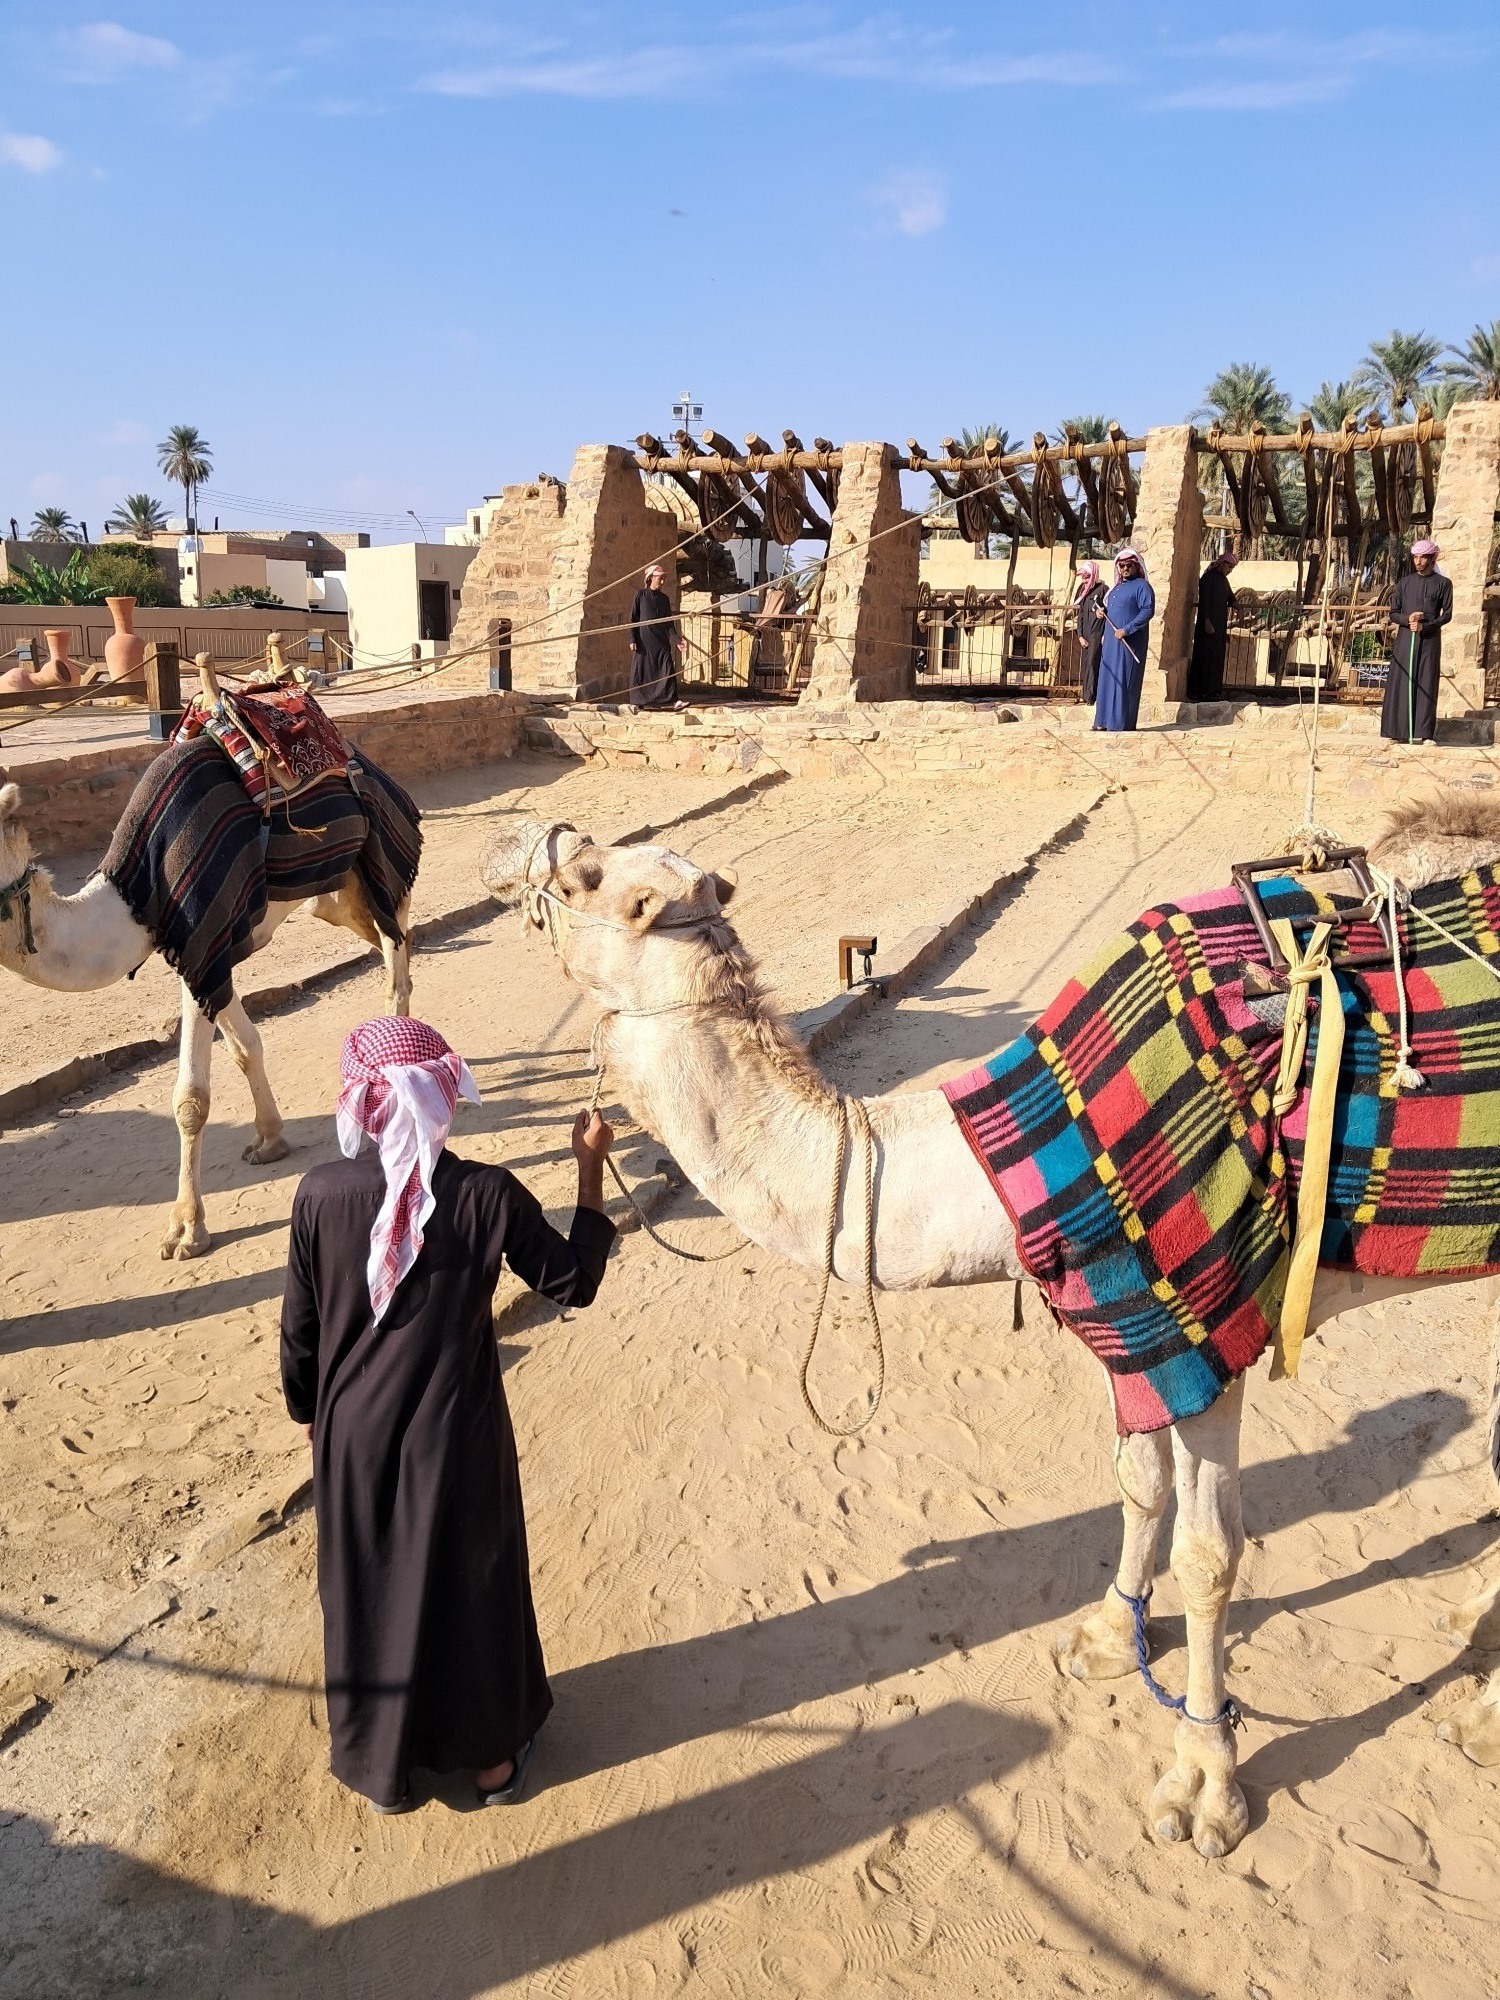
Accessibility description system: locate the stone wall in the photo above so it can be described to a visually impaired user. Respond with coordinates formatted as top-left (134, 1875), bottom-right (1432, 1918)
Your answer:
top-left (541, 446), bottom-right (682, 699)
top-left (1130, 424), bottom-right (1203, 702)
top-left (446, 476), bottom-right (568, 689)
top-left (803, 442), bottom-right (921, 704)
top-left (1428, 399), bottom-right (1500, 717)
top-left (7, 689), bottom-right (527, 859)
top-left (518, 693), bottom-right (1500, 804)
top-left (447, 450), bottom-right (682, 698)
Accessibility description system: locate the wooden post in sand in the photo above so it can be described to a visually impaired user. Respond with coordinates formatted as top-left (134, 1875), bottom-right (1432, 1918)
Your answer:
top-left (143, 640), bottom-right (181, 741)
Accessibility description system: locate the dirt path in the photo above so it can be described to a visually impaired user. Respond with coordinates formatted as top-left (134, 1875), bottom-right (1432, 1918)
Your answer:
top-left (1, 768), bottom-right (1497, 2000)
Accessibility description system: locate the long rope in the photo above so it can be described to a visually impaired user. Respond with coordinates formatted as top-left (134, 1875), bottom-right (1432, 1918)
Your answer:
top-left (799, 1094), bottom-right (885, 1437)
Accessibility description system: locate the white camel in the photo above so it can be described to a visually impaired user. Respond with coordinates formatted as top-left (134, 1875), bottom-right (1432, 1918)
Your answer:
top-left (482, 802), bottom-right (1500, 1859)
top-left (0, 778), bottom-right (412, 1258)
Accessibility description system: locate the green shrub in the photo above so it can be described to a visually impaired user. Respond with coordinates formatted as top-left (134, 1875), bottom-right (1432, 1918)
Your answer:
top-left (204, 585), bottom-right (285, 608)
top-left (88, 545), bottom-right (178, 607)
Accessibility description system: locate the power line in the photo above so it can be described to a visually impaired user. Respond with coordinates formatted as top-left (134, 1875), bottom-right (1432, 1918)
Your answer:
top-left (202, 487), bottom-right (466, 530)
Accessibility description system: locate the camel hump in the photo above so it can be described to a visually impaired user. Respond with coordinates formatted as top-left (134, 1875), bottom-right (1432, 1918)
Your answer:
top-left (1369, 788), bottom-right (1500, 890)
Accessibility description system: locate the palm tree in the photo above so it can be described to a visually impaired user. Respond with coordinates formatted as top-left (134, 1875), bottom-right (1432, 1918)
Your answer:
top-left (1352, 330), bottom-right (1443, 418)
top-left (30, 506), bottom-right (77, 542)
top-left (106, 491), bottom-right (169, 539)
top-left (1427, 380), bottom-right (1468, 421)
top-left (1306, 380), bottom-right (1369, 433)
top-left (1052, 414), bottom-right (1112, 445)
top-left (1439, 319), bottom-right (1500, 402)
top-left (1192, 363), bottom-right (1292, 432)
top-left (156, 424), bottom-right (213, 527)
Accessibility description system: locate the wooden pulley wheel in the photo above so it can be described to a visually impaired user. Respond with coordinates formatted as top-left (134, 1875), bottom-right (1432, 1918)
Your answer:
top-left (955, 482), bottom-right (992, 545)
top-left (1099, 452), bottom-right (1132, 542)
top-left (961, 583), bottom-right (979, 629)
top-left (1384, 441), bottom-right (1417, 539)
top-left (916, 580), bottom-right (932, 626)
top-left (1239, 455), bottom-right (1268, 537)
top-left (763, 467), bottom-right (808, 547)
top-left (1029, 466), bottom-right (1060, 549)
top-left (697, 472), bottom-right (740, 542)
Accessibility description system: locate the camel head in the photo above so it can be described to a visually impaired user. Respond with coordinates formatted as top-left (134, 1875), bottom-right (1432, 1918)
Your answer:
top-left (0, 782), bottom-right (35, 895)
top-left (481, 817), bottom-right (739, 1013)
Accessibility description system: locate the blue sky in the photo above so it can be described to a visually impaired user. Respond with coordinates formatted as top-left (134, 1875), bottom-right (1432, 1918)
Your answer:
top-left (2, 3), bottom-right (1496, 537)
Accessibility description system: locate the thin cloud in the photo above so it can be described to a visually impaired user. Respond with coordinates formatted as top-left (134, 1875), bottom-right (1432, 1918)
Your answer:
top-left (427, 44), bottom-right (703, 99)
top-left (60, 20), bottom-right (182, 78)
top-left (869, 167), bottom-right (947, 238)
top-left (0, 131), bottom-right (62, 173)
top-left (1152, 27), bottom-right (1444, 113)
top-left (419, 19), bottom-right (1108, 100)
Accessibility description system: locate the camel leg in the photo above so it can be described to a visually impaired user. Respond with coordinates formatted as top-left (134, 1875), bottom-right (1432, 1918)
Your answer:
top-left (1435, 1662), bottom-right (1500, 1766)
top-left (161, 990), bottom-right (214, 1260)
top-left (1055, 1425), bottom-right (1173, 1680)
top-left (381, 903), bottom-right (412, 1017)
top-left (216, 995), bottom-right (292, 1166)
top-left (1149, 1375), bottom-right (1248, 1859)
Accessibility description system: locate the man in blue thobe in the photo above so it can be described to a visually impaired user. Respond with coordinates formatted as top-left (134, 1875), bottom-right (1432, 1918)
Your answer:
top-left (1094, 548), bottom-right (1155, 732)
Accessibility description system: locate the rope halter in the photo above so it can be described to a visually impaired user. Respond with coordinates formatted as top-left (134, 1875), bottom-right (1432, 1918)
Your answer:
top-left (0, 861), bottom-right (38, 955)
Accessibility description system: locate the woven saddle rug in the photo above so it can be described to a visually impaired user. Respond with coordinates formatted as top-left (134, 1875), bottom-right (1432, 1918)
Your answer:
top-left (102, 736), bottom-right (422, 1020)
top-left (944, 867), bottom-right (1500, 1434)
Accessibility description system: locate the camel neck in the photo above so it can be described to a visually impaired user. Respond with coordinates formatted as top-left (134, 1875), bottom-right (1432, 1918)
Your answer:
top-left (0, 867), bottom-right (154, 992)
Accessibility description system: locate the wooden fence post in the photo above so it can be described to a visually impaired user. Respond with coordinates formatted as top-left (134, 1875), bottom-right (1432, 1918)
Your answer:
top-left (143, 640), bottom-right (181, 741)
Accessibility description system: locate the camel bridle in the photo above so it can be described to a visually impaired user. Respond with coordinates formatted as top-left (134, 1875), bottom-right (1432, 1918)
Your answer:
top-left (515, 819), bottom-right (886, 1436)
top-left (0, 861), bottom-right (38, 955)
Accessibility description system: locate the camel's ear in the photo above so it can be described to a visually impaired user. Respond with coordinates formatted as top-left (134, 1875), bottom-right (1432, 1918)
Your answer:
top-left (625, 887), bottom-right (664, 931)
top-left (709, 868), bottom-right (737, 909)
top-left (0, 783), bottom-right (20, 823)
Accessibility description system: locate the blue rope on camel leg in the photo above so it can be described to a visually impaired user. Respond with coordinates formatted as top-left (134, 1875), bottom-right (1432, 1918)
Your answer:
top-left (1111, 1584), bottom-right (1241, 1730)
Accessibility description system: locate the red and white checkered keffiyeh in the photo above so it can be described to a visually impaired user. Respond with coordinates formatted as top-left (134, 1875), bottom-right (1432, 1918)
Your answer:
top-left (336, 1017), bottom-right (480, 1324)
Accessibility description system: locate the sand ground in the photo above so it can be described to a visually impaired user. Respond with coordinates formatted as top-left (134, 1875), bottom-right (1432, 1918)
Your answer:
top-left (1, 757), bottom-right (1498, 2000)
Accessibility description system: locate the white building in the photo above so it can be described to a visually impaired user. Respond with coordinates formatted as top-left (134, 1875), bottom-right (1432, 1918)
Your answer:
top-left (342, 542), bottom-right (479, 666)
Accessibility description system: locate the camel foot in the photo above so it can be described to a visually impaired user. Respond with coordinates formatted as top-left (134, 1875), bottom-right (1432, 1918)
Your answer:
top-left (160, 1207), bottom-right (211, 1260)
top-left (242, 1133), bottom-right (292, 1166)
top-left (1435, 1669), bottom-right (1500, 1766)
top-left (1436, 1582), bottom-right (1500, 1650)
top-left (1149, 1717), bottom-right (1248, 1859)
top-left (1055, 1593), bottom-right (1140, 1682)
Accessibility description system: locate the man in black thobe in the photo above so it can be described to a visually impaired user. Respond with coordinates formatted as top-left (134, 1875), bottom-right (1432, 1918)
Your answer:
top-left (281, 1017), bottom-right (616, 1812)
top-left (628, 561), bottom-right (685, 710)
top-left (1381, 539), bottom-right (1453, 743)
top-left (1186, 550), bottom-right (1239, 700)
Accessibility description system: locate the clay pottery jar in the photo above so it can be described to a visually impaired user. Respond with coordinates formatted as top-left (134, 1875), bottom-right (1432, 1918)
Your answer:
top-left (37, 629), bottom-right (76, 687)
top-left (0, 665), bottom-right (38, 692)
top-left (104, 596), bottom-right (147, 683)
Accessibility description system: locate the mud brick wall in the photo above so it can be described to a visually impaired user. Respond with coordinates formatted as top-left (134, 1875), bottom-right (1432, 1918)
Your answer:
top-left (1428, 399), bottom-right (1500, 717)
top-left (804, 442), bottom-right (921, 704)
top-left (446, 477), bottom-right (569, 689)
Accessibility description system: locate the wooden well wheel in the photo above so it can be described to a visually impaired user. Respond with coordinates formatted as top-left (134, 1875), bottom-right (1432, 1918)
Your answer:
top-left (1099, 450), bottom-right (1133, 542)
top-left (696, 471), bottom-right (741, 542)
top-left (1029, 464), bottom-right (1060, 548)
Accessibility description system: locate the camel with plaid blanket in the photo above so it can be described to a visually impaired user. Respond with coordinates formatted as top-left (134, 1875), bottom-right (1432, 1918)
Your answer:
top-left (482, 795), bottom-right (1500, 1860)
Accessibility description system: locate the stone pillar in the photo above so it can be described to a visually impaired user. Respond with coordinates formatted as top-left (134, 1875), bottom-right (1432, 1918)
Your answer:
top-left (446, 476), bottom-right (567, 690)
top-left (1129, 424), bottom-right (1203, 704)
top-left (538, 445), bottom-right (680, 700)
top-left (802, 442), bottom-right (920, 704)
top-left (1429, 399), bottom-right (1500, 716)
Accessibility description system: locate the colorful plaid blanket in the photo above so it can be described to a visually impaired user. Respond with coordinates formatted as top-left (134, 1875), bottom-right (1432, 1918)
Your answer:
top-left (944, 868), bottom-right (1500, 1433)
top-left (102, 738), bottom-right (421, 1019)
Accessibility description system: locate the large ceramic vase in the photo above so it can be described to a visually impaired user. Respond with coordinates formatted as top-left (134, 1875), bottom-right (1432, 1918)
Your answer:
top-left (104, 596), bottom-right (146, 683)
top-left (38, 629), bottom-right (76, 687)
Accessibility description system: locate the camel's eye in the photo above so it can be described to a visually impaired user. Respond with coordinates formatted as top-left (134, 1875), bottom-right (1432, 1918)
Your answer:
top-left (558, 882), bottom-right (574, 899)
